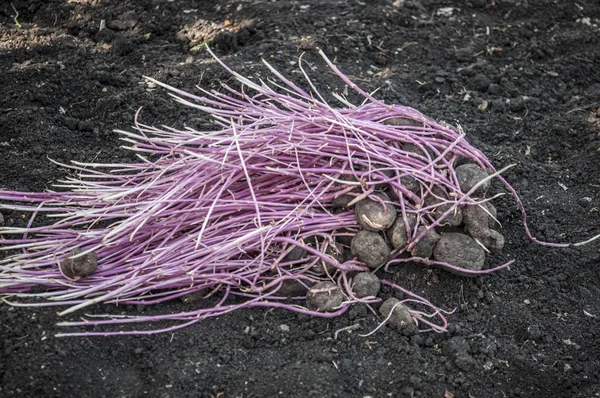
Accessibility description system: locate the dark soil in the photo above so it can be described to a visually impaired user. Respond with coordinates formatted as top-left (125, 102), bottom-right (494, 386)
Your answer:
top-left (1, 0), bottom-right (600, 397)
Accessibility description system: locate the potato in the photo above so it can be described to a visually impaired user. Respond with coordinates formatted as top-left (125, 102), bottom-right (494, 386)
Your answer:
top-left (354, 192), bottom-right (396, 231)
top-left (312, 242), bottom-right (343, 275)
top-left (306, 281), bottom-right (344, 312)
top-left (351, 272), bottom-right (381, 298)
top-left (276, 279), bottom-right (313, 297)
top-left (410, 226), bottom-right (440, 258)
top-left (332, 174), bottom-right (361, 207)
top-left (382, 117), bottom-right (424, 127)
top-left (455, 163), bottom-right (490, 196)
top-left (423, 186), bottom-right (463, 227)
top-left (433, 233), bottom-right (485, 272)
top-left (351, 230), bottom-right (390, 268)
top-left (379, 298), bottom-right (415, 331)
top-left (60, 248), bottom-right (98, 279)
top-left (463, 203), bottom-right (505, 250)
top-left (283, 244), bottom-right (308, 263)
top-left (400, 175), bottom-right (421, 193)
top-left (386, 213), bottom-right (418, 250)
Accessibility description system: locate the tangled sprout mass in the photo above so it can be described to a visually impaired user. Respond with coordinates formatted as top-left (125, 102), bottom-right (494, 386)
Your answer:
top-left (0, 49), bottom-right (597, 337)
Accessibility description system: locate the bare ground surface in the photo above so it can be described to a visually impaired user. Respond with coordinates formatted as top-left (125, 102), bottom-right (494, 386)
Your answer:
top-left (1, 0), bottom-right (600, 397)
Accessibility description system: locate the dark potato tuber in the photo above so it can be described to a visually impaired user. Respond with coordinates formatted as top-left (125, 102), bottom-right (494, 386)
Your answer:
top-left (351, 230), bottom-right (391, 268)
top-left (283, 244), bottom-right (308, 262)
top-left (312, 242), bottom-right (343, 275)
top-left (351, 272), bottom-right (381, 298)
top-left (354, 192), bottom-right (396, 231)
top-left (400, 175), bottom-right (421, 194)
top-left (59, 248), bottom-right (98, 279)
top-left (332, 191), bottom-right (359, 208)
top-left (379, 298), bottom-right (415, 332)
top-left (382, 117), bottom-right (424, 127)
top-left (433, 233), bottom-right (485, 272)
top-left (455, 163), bottom-right (490, 196)
top-left (276, 279), bottom-right (313, 297)
top-left (332, 174), bottom-right (360, 207)
top-left (424, 187), bottom-right (463, 227)
top-left (387, 213), bottom-right (418, 250)
top-left (334, 228), bottom-right (355, 247)
top-left (410, 226), bottom-right (440, 258)
top-left (306, 281), bottom-right (344, 312)
top-left (463, 203), bottom-right (505, 250)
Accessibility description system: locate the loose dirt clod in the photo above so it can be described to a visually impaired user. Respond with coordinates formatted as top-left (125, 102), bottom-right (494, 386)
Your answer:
top-left (410, 226), bottom-right (440, 258)
top-left (387, 213), bottom-right (418, 250)
top-left (351, 230), bottom-right (391, 268)
top-left (379, 298), bottom-right (415, 331)
top-left (305, 281), bottom-right (344, 312)
top-left (433, 233), bottom-right (485, 272)
top-left (351, 272), bottom-right (381, 298)
top-left (354, 192), bottom-right (397, 231)
top-left (455, 163), bottom-right (490, 196)
top-left (59, 248), bottom-right (98, 279)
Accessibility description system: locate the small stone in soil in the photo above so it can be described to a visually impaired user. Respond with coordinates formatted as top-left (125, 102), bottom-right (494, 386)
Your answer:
top-left (306, 281), bottom-right (344, 312)
top-left (410, 226), bottom-right (440, 258)
top-left (433, 233), bottom-right (485, 272)
top-left (354, 192), bottom-right (396, 231)
top-left (379, 298), bottom-right (415, 332)
top-left (455, 164), bottom-right (490, 196)
top-left (351, 272), bottom-right (381, 298)
top-left (59, 248), bottom-right (98, 278)
top-left (351, 230), bottom-right (390, 268)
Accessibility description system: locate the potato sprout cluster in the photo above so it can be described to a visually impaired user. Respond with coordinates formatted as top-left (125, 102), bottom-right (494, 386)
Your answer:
top-left (1, 49), bottom-right (595, 336)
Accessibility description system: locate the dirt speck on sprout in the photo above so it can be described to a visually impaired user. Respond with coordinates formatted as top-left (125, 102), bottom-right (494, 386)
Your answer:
top-left (59, 248), bottom-right (98, 279)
